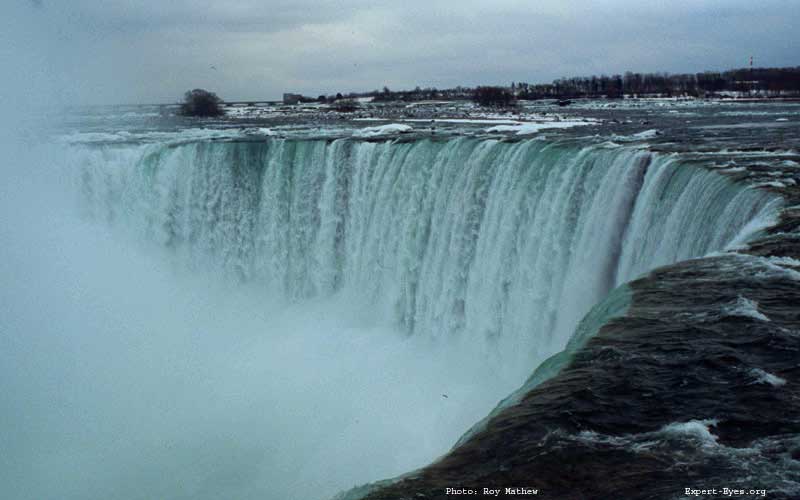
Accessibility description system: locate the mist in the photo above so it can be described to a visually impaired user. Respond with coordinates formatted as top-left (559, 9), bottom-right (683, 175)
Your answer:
top-left (0, 5), bottom-right (514, 500)
top-left (0, 123), bottom-right (514, 500)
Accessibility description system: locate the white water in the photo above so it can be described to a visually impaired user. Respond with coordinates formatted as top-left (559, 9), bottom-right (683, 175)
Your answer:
top-left (1, 136), bottom-right (781, 500)
top-left (73, 137), bottom-right (781, 375)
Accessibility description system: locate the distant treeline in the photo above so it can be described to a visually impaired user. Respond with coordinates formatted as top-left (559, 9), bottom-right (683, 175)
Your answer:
top-left (287, 66), bottom-right (800, 105)
top-left (514, 66), bottom-right (800, 99)
top-left (293, 86), bottom-right (473, 104)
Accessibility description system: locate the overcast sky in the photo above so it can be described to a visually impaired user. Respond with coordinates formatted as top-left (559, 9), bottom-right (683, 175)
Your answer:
top-left (11, 0), bottom-right (800, 104)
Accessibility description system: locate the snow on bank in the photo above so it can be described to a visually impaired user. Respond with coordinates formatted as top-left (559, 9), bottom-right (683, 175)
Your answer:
top-left (407, 118), bottom-right (521, 125)
top-left (610, 129), bottom-right (663, 142)
top-left (753, 180), bottom-right (796, 189)
top-left (485, 120), bottom-right (593, 135)
top-left (632, 129), bottom-right (661, 139)
top-left (243, 127), bottom-right (274, 136)
top-left (352, 123), bottom-right (412, 138)
top-left (748, 368), bottom-right (787, 387)
top-left (722, 296), bottom-right (770, 322)
top-left (659, 420), bottom-right (720, 448)
top-left (353, 118), bottom-right (527, 125)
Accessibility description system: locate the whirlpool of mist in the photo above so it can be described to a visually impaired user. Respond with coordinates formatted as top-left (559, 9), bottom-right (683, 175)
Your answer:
top-left (0, 136), bottom-right (782, 500)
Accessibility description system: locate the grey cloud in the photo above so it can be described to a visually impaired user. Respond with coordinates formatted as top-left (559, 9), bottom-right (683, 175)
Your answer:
top-left (20, 0), bottom-right (800, 104)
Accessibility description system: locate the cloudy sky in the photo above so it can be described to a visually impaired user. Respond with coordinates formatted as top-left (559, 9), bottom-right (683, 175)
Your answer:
top-left (12, 0), bottom-right (800, 104)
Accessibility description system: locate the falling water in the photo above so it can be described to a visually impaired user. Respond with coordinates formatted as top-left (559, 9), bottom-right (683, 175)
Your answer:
top-left (72, 137), bottom-right (781, 374)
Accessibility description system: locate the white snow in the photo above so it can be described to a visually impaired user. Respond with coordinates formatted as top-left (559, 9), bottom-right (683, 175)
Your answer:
top-left (748, 368), bottom-right (787, 387)
top-left (413, 118), bottom-right (522, 125)
top-left (767, 256), bottom-right (800, 268)
top-left (749, 255), bottom-right (800, 282)
top-left (575, 430), bottom-right (629, 446)
top-left (353, 118), bottom-right (525, 125)
top-left (243, 127), bottom-right (274, 136)
top-left (722, 296), bottom-right (770, 322)
top-left (403, 100), bottom-right (456, 107)
top-left (609, 129), bottom-right (662, 142)
top-left (632, 129), bottom-right (661, 140)
top-left (352, 123), bottom-right (412, 138)
top-left (753, 180), bottom-right (788, 188)
top-left (660, 420), bottom-right (720, 448)
top-left (485, 120), bottom-right (592, 135)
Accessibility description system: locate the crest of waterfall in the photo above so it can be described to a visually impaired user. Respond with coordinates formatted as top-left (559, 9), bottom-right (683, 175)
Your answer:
top-left (71, 137), bottom-right (781, 371)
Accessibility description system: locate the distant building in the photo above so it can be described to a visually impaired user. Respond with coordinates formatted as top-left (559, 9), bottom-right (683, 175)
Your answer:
top-left (283, 93), bottom-right (303, 105)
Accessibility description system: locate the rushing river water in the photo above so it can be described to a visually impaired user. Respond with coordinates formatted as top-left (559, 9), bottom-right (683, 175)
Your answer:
top-left (3, 100), bottom-right (800, 499)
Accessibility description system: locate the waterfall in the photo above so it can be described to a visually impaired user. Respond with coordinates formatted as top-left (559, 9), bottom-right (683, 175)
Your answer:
top-left (71, 137), bottom-right (781, 373)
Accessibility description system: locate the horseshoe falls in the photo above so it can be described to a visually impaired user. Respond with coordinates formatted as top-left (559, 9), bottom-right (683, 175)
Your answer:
top-left (75, 138), bottom-right (778, 372)
top-left (3, 135), bottom-right (783, 500)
